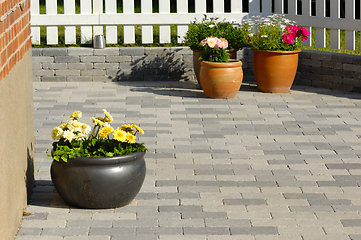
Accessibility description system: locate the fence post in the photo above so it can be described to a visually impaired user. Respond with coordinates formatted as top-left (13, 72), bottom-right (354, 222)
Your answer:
top-left (64, 0), bottom-right (76, 44)
top-left (316, 0), bottom-right (326, 48)
top-left (302, 0), bottom-right (312, 47)
top-left (213, 0), bottom-right (224, 14)
top-left (159, 0), bottom-right (171, 43)
top-left (81, 0), bottom-right (93, 44)
top-left (177, 0), bottom-right (188, 44)
top-left (93, 0), bottom-right (103, 38)
top-left (262, 0), bottom-right (272, 14)
top-left (274, 0), bottom-right (284, 14)
top-left (345, 0), bottom-right (355, 50)
top-left (105, 0), bottom-right (117, 44)
top-left (31, 0), bottom-right (40, 44)
top-left (141, 0), bottom-right (153, 44)
top-left (123, 1), bottom-right (135, 44)
top-left (249, 0), bottom-right (260, 15)
top-left (46, 0), bottom-right (58, 44)
top-left (231, 0), bottom-right (242, 13)
top-left (330, 0), bottom-right (341, 49)
top-left (287, 0), bottom-right (297, 15)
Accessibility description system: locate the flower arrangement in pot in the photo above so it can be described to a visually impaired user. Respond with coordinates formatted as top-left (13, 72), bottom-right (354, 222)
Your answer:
top-left (49, 109), bottom-right (147, 209)
top-left (183, 15), bottom-right (248, 86)
top-left (198, 36), bottom-right (243, 99)
top-left (243, 14), bottom-right (310, 93)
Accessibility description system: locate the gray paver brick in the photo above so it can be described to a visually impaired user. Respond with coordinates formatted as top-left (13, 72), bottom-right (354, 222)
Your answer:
top-left (20, 81), bottom-right (361, 240)
top-left (230, 227), bottom-right (278, 235)
top-left (89, 227), bottom-right (135, 235)
top-left (183, 227), bottom-right (230, 235)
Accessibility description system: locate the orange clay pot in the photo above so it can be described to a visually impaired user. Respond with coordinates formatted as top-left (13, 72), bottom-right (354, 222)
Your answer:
top-left (193, 49), bottom-right (238, 88)
top-left (199, 59), bottom-right (243, 99)
top-left (252, 49), bottom-right (301, 93)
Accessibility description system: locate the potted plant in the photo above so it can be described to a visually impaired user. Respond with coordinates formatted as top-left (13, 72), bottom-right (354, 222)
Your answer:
top-left (198, 36), bottom-right (243, 99)
top-left (49, 109), bottom-right (147, 209)
top-left (243, 14), bottom-right (310, 93)
top-left (183, 15), bottom-right (248, 86)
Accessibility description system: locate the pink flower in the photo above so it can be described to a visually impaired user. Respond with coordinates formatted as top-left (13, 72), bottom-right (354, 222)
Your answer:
top-left (200, 37), bottom-right (228, 49)
top-left (298, 26), bottom-right (310, 41)
top-left (282, 34), bottom-right (294, 45)
top-left (217, 38), bottom-right (228, 49)
top-left (206, 37), bottom-right (218, 48)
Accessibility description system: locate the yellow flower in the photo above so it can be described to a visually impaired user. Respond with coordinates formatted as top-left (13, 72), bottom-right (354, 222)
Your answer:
top-left (58, 123), bottom-right (67, 130)
top-left (67, 120), bottom-right (82, 133)
top-left (121, 124), bottom-right (134, 133)
top-left (113, 128), bottom-right (127, 142)
top-left (99, 127), bottom-right (114, 138)
top-left (70, 111), bottom-right (82, 120)
top-left (126, 132), bottom-right (136, 144)
top-left (74, 132), bottom-right (86, 141)
top-left (51, 127), bottom-right (63, 140)
top-left (133, 124), bottom-right (144, 135)
top-left (63, 130), bottom-right (75, 142)
top-left (102, 109), bottom-right (113, 122)
top-left (91, 117), bottom-right (109, 127)
top-left (80, 123), bottom-right (91, 135)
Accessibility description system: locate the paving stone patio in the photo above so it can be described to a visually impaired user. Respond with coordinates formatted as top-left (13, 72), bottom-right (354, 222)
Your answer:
top-left (16, 81), bottom-right (361, 240)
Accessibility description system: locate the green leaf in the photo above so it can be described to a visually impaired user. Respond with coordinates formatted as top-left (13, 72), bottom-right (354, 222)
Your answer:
top-left (61, 154), bottom-right (68, 162)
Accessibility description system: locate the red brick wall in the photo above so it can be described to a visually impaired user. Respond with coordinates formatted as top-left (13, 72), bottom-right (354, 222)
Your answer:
top-left (0, 0), bottom-right (31, 82)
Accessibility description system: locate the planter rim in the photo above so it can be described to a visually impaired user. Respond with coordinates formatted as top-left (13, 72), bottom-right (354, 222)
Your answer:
top-left (200, 59), bottom-right (242, 68)
top-left (251, 49), bottom-right (302, 54)
top-left (52, 150), bottom-right (146, 166)
top-left (193, 48), bottom-right (239, 52)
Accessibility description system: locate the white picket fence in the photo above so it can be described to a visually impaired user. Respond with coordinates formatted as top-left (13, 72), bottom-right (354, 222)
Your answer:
top-left (31, 0), bottom-right (361, 50)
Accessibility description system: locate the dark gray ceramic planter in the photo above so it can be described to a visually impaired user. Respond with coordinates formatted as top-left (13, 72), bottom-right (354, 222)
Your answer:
top-left (50, 151), bottom-right (146, 209)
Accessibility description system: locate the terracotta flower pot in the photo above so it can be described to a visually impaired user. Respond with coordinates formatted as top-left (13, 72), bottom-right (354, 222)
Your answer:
top-left (252, 49), bottom-right (301, 93)
top-left (193, 49), bottom-right (238, 88)
top-left (199, 59), bottom-right (243, 99)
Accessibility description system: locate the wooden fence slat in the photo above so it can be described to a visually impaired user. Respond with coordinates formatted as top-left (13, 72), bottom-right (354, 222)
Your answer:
top-left (30, 0), bottom-right (40, 44)
top-left (231, 0), bottom-right (242, 13)
top-left (141, 0), bottom-right (153, 44)
top-left (249, 0), bottom-right (260, 14)
top-left (287, 0), bottom-right (297, 15)
top-left (159, 0), bottom-right (171, 43)
top-left (316, 0), bottom-right (326, 48)
top-left (330, 0), bottom-right (341, 49)
top-left (213, 0), bottom-right (224, 13)
top-left (302, 0), bottom-right (312, 47)
top-left (123, 1), bottom-right (135, 44)
top-left (93, 0), bottom-right (103, 37)
top-left (274, 0), bottom-right (284, 14)
top-left (105, 0), bottom-right (117, 44)
top-left (177, 0), bottom-right (188, 44)
top-left (345, 0), bottom-right (355, 50)
top-left (30, 0), bottom-right (360, 54)
top-left (46, 0), bottom-right (58, 45)
top-left (64, 0), bottom-right (76, 44)
top-left (195, 0), bottom-right (206, 13)
top-left (80, 0), bottom-right (92, 44)
top-left (262, 0), bottom-right (272, 14)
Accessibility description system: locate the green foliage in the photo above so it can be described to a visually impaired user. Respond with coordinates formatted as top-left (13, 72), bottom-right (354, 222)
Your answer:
top-left (249, 32), bottom-right (303, 51)
top-left (242, 14), bottom-right (308, 51)
top-left (49, 110), bottom-right (147, 162)
top-left (199, 45), bottom-right (230, 63)
top-left (183, 15), bottom-right (248, 51)
top-left (50, 138), bottom-right (147, 161)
